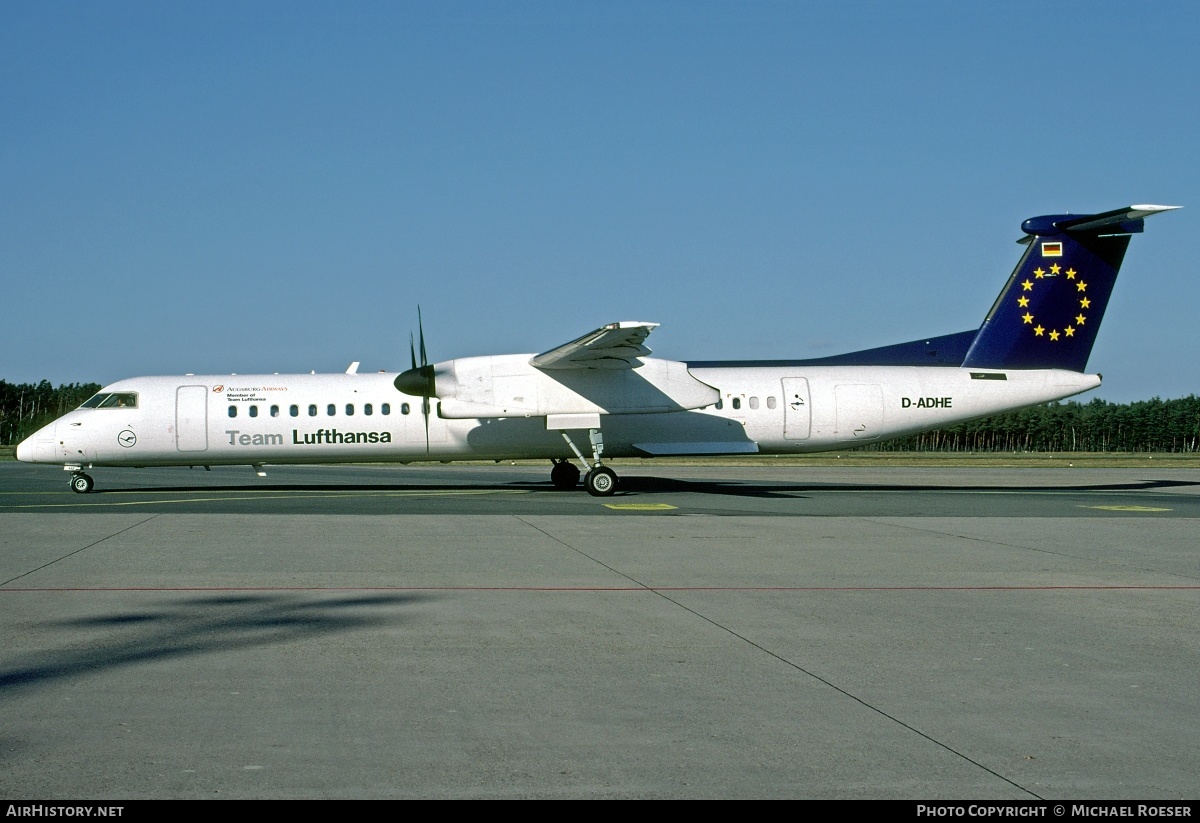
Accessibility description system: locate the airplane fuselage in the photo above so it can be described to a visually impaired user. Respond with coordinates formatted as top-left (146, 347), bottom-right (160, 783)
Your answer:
top-left (16, 361), bottom-right (1100, 469)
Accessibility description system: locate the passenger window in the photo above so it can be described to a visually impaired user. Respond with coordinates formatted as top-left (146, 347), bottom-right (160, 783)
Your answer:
top-left (364, 403), bottom-right (373, 416)
top-left (382, 403), bottom-right (391, 415)
top-left (767, 396), bottom-right (777, 410)
top-left (270, 405), bottom-right (280, 417)
top-left (249, 405), bottom-right (258, 418)
top-left (308, 404), bottom-right (318, 417)
top-left (732, 397), bottom-right (742, 410)
top-left (345, 404), bottom-right (354, 416)
top-left (749, 397), bottom-right (759, 410)
top-left (327, 404), bottom-right (336, 416)
top-left (715, 399), bottom-right (723, 410)
top-left (290, 405), bottom-right (299, 417)
top-left (401, 403), bottom-right (410, 415)
top-left (228, 406), bottom-right (237, 418)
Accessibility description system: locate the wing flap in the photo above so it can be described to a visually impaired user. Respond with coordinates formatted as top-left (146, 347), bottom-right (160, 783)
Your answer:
top-left (530, 321), bottom-right (659, 370)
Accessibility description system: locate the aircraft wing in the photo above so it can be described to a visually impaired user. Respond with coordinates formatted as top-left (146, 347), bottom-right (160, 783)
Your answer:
top-left (530, 321), bottom-right (659, 370)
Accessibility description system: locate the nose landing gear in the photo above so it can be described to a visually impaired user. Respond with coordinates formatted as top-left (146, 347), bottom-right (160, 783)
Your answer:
top-left (583, 465), bottom-right (617, 496)
top-left (69, 472), bottom-right (95, 494)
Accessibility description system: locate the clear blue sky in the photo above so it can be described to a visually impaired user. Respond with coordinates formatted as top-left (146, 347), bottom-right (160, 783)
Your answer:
top-left (3, 1), bottom-right (1196, 404)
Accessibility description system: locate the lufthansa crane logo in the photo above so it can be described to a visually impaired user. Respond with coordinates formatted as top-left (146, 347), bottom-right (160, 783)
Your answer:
top-left (117, 430), bottom-right (137, 448)
top-left (1017, 264), bottom-right (1089, 342)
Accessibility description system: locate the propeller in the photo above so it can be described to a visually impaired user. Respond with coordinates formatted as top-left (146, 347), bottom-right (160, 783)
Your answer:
top-left (394, 307), bottom-right (438, 452)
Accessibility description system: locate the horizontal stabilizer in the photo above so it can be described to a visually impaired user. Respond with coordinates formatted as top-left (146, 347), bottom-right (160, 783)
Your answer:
top-left (1052, 204), bottom-right (1180, 234)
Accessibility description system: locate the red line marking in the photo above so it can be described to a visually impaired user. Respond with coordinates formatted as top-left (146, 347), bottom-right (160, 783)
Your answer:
top-left (2, 585), bottom-right (1196, 593)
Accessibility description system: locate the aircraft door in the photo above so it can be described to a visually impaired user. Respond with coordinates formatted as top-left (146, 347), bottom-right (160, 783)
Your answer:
top-left (835, 384), bottom-right (883, 441)
top-left (176, 385), bottom-right (208, 452)
top-left (782, 378), bottom-right (811, 440)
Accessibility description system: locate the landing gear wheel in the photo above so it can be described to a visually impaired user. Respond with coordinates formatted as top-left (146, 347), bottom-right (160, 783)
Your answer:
top-left (584, 466), bottom-right (618, 497)
top-left (70, 473), bottom-right (94, 494)
top-left (550, 461), bottom-right (581, 490)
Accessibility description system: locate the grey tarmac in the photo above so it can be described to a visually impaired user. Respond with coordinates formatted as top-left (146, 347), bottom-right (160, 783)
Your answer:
top-left (0, 462), bottom-right (1197, 799)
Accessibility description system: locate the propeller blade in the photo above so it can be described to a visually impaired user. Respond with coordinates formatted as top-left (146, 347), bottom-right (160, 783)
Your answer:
top-left (394, 308), bottom-right (436, 454)
top-left (418, 306), bottom-right (428, 368)
top-left (423, 398), bottom-right (430, 454)
top-left (395, 309), bottom-right (438, 397)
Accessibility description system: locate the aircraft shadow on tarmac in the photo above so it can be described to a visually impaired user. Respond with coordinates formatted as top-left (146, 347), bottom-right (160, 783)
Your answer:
top-left (0, 592), bottom-right (429, 700)
top-left (90, 476), bottom-right (1200, 500)
top-left (592, 475), bottom-right (1200, 498)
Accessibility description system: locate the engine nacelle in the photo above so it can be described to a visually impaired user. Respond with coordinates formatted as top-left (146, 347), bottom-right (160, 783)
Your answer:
top-left (436, 354), bottom-right (719, 419)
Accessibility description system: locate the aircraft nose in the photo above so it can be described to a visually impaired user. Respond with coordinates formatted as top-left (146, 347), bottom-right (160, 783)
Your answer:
top-left (14, 421), bottom-right (56, 463)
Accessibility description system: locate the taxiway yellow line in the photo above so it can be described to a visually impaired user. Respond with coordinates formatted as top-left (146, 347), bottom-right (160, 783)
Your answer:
top-left (1078, 505), bottom-right (1172, 512)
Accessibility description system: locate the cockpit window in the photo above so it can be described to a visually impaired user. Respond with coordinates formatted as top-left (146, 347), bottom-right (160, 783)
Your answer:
top-left (80, 392), bottom-right (138, 409)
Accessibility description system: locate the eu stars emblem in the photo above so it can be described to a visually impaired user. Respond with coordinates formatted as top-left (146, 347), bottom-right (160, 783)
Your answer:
top-left (1018, 266), bottom-right (1087, 342)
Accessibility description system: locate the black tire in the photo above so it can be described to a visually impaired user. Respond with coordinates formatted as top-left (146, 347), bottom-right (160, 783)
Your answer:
top-left (70, 473), bottom-right (94, 494)
top-left (550, 461), bottom-right (581, 490)
top-left (584, 466), bottom-right (617, 497)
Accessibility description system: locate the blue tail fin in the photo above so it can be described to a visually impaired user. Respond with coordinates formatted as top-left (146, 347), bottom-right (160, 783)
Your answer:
top-left (961, 205), bottom-right (1178, 371)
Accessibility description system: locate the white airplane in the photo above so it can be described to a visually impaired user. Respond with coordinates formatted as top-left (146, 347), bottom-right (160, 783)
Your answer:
top-left (16, 204), bottom-right (1179, 496)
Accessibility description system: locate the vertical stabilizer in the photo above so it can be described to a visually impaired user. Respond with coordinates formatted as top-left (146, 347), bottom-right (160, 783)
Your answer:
top-left (961, 205), bottom-right (1178, 371)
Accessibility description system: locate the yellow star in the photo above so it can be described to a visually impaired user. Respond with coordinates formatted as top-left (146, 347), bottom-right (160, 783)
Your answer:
top-left (1018, 296), bottom-right (1030, 307)
top-left (1065, 326), bottom-right (1075, 337)
top-left (1049, 264), bottom-right (1061, 275)
top-left (1080, 297), bottom-right (1091, 308)
top-left (1049, 329), bottom-right (1060, 341)
top-left (1022, 280), bottom-right (1034, 291)
top-left (1022, 312), bottom-right (1034, 324)
top-left (1076, 281), bottom-right (1087, 292)
top-left (1066, 268), bottom-right (1077, 279)
top-left (1034, 325), bottom-right (1045, 336)
top-left (1076, 314), bottom-right (1086, 325)
top-left (1034, 268), bottom-right (1046, 279)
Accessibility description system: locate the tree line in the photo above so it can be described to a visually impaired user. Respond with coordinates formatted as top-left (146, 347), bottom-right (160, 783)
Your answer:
top-left (2, 379), bottom-right (1198, 453)
top-left (866, 395), bottom-right (1200, 453)
top-left (1, 380), bottom-right (101, 446)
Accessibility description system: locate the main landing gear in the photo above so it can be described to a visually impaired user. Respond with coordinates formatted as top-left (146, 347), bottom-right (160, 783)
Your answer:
top-left (69, 472), bottom-right (95, 494)
top-left (550, 460), bottom-right (581, 490)
top-left (552, 428), bottom-right (619, 497)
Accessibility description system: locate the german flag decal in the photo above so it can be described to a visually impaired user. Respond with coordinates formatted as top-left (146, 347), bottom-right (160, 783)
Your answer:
top-left (1041, 241), bottom-right (1063, 257)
